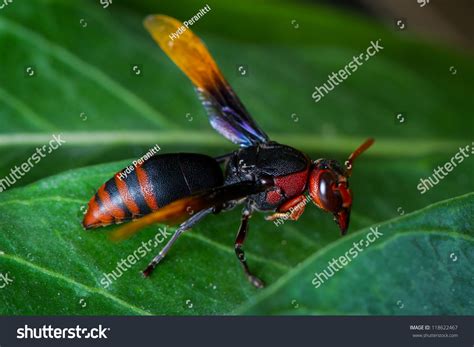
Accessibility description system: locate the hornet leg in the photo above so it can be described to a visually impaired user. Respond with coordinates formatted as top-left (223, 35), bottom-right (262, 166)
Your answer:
top-left (142, 207), bottom-right (213, 277)
top-left (235, 204), bottom-right (265, 288)
top-left (265, 194), bottom-right (308, 222)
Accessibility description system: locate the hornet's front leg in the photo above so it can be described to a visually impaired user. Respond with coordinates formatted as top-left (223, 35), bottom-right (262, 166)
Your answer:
top-left (265, 194), bottom-right (308, 222)
top-left (235, 203), bottom-right (265, 288)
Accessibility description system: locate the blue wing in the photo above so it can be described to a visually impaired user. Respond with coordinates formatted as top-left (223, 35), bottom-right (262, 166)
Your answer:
top-left (196, 88), bottom-right (269, 147)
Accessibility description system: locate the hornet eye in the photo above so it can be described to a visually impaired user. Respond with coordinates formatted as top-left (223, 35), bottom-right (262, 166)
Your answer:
top-left (312, 171), bottom-right (342, 212)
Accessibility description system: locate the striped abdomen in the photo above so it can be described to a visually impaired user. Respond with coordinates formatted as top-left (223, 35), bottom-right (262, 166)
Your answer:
top-left (83, 153), bottom-right (224, 229)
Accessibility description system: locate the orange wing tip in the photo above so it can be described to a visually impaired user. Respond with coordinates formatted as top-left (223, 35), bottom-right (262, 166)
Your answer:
top-left (144, 14), bottom-right (171, 25)
top-left (143, 15), bottom-right (182, 37)
top-left (143, 15), bottom-right (160, 31)
top-left (108, 211), bottom-right (163, 241)
top-left (108, 197), bottom-right (197, 242)
top-left (109, 220), bottom-right (143, 242)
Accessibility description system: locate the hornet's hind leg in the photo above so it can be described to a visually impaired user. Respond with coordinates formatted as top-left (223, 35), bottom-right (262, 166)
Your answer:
top-left (142, 207), bottom-right (213, 277)
top-left (235, 203), bottom-right (265, 288)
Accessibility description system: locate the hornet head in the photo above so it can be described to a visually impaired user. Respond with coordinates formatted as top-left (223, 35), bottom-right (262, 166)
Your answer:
top-left (308, 138), bottom-right (374, 235)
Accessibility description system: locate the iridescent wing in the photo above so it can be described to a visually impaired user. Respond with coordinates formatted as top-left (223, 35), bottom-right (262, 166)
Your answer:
top-left (144, 15), bottom-right (269, 147)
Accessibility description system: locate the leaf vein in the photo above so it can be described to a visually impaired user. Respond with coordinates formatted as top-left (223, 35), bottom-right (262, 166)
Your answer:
top-left (0, 253), bottom-right (151, 315)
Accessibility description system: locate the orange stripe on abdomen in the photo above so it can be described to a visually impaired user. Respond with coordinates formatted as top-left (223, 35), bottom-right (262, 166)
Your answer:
top-left (135, 165), bottom-right (160, 211)
top-left (115, 176), bottom-right (141, 216)
top-left (97, 184), bottom-right (126, 220)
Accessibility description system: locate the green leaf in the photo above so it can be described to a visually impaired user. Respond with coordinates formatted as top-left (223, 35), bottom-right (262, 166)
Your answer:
top-left (0, 0), bottom-right (472, 315)
top-left (0, 172), bottom-right (472, 314)
top-left (238, 193), bottom-right (474, 315)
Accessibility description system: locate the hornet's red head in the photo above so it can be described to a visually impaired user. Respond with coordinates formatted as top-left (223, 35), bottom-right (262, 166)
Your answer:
top-left (308, 138), bottom-right (374, 235)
